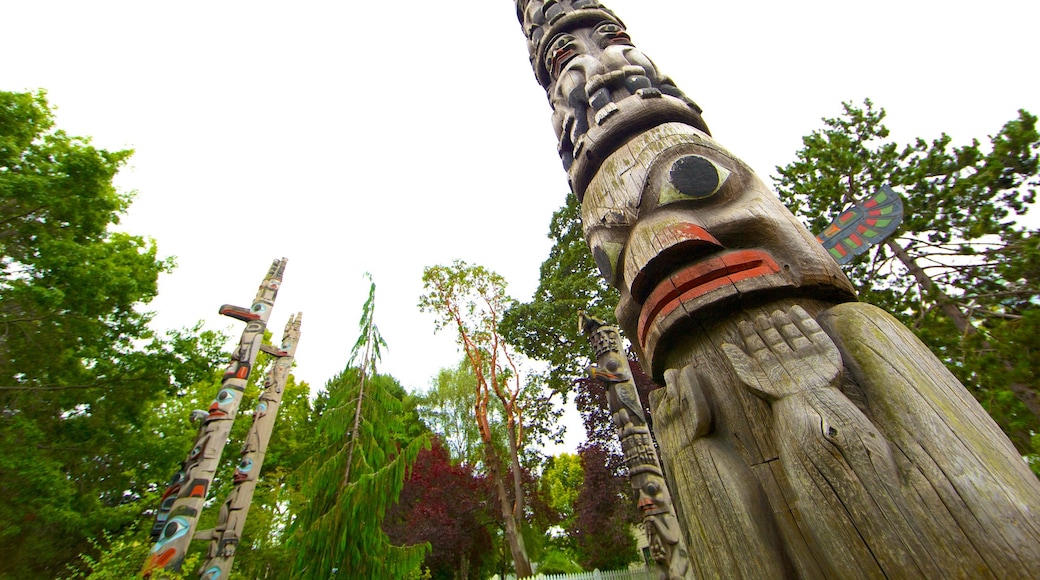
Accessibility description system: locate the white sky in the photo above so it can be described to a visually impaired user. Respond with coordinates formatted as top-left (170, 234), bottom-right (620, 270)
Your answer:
top-left (5, 0), bottom-right (1039, 452)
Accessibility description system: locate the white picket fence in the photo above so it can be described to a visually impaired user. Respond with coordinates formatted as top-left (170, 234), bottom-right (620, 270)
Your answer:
top-left (513, 567), bottom-right (657, 580)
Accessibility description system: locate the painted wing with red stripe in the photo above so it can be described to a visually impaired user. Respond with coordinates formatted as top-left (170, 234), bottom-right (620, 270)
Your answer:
top-left (815, 185), bottom-right (904, 265)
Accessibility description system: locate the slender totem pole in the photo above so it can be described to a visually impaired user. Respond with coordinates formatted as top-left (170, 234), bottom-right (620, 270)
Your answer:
top-left (143, 259), bottom-right (287, 577)
top-left (581, 313), bottom-right (690, 579)
top-left (197, 312), bottom-right (302, 579)
top-left (512, 2), bottom-right (1040, 578)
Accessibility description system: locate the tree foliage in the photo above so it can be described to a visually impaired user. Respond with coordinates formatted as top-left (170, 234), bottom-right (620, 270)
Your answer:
top-left (0, 90), bottom-right (227, 577)
top-left (420, 261), bottom-right (563, 578)
top-left (569, 443), bottom-right (638, 571)
top-left (383, 438), bottom-right (497, 580)
top-left (417, 361), bottom-right (487, 468)
top-left (503, 194), bottom-right (619, 397)
top-left (541, 453), bottom-right (583, 527)
top-left (285, 279), bottom-right (429, 579)
top-left (774, 100), bottom-right (1040, 453)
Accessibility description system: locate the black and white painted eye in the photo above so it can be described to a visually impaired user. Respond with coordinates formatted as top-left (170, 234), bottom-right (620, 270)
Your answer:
top-left (168, 470), bottom-right (186, 486)
top-left (659, 155), bottom-right (731, 205)
top-left (157, 516), bottom-right (191, 546)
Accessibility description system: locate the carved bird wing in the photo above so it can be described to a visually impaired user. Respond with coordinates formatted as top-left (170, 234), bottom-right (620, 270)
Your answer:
top-left (816, 185), bottom-right (904, 265)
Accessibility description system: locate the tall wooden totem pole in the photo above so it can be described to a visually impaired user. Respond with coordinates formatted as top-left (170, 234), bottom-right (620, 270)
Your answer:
top-left (512, 2), bottom-right (1040, 578)
top-left (143, 259), bottom-right (287, 577)
top-left (197, 312), bottom-right (302, 579)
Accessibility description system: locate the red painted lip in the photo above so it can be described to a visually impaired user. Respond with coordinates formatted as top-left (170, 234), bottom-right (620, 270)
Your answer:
top-left (637, 249), bottom-right (782, 346)
top-left (627, 223), bottom-right (723, 303)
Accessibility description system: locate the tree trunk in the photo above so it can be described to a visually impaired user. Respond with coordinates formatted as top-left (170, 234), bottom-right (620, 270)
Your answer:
top-left (491, 458), bottom-right (533, 577)
top-left (887, 240), bottom-right (1040, 424)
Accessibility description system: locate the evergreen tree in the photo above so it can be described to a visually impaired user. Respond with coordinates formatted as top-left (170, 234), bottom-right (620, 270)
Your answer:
top-left (285, 278), bottom-right (429, 578)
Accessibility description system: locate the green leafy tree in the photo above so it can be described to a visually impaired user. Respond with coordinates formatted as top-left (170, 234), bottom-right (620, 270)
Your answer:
top-left (503, 195), bottom-right (619, 397)
top-left (541, 453), bottom-right (583, 530)
top-left (61, 525), bottom-right (199, 580)
top-left (285, 278), bottom-right (429, 578)
top-left (774, 100), bottom-right (1040, 452)
top-left (418, 361), bottom-right (486, 467)
top-left (0, 90), bottom-right (226, 577)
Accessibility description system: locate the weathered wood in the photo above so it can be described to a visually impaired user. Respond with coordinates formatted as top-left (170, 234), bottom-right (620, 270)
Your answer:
top-left (511, 2), bottom-right (1040, 576)
top-left (583, 315), bottom-right (691, 579)
top-left (198, 312), bottom-right (302, 580)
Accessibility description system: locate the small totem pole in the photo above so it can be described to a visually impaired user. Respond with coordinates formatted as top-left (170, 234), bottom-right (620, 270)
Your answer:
top-left (196, 312), bottom-right (302, 580)
top-left (512, 2), bottom-right (1040, 577)
top-left (143, 259), bottom-right (287, 577)
top-left (581, 313), bottom-right (690, 580)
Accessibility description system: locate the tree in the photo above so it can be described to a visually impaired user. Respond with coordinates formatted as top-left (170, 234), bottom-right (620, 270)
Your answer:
top-left (569, 443), bottom-right (638, 571)
top-left (0, 90), bottom-right (225, 577)
top-left (541, 453), bottom-right (583, 530)
top-left (503, 194), bottom-right (660, 567)
top-left (774, 100), bottom-right (1040, 453)
top-left (503, 194), bottom-right (619, 397)
top-left (285, 278), bottom-right (429, 578)
top-left (383, 438), bottom-right (497, 580)
top-left (420, 261), bottom-right (562, 578)
top-left (417, 361), bottom-right (485, 467)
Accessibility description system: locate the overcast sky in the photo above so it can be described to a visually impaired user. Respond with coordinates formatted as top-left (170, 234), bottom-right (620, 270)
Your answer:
top-left (5, 0), bottom-right (1038, 451)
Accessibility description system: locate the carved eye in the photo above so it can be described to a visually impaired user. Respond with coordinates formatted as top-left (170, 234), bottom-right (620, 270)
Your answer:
top-left (545, 33), bottom-right (579, 76)
top-left (593, 21), bottom-right (630, 47)
top-left (659, 155), bottom-right (731, 205)
top-left (190, 444), bottom-right (203, 459)
top-left (251, 302), bottom-right (267, 313)
top-left (237, 458), bottom-right (254, 473)
top-left (157, 516), bottom-right (190, 546)
top-left (216, 389), bottom-right (236, 405)
top-left (168, 470), bottom-right (186, 486)
top-left (646, 481), bottom-right (660, 495)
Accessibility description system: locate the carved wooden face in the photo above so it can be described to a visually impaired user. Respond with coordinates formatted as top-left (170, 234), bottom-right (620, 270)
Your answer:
top-left (582, 123), bottom-right (855, 367)
top-left (635, 473), bottom-right (673, 517)
top-left (143, 514), bottom-right (190, 574)
top-left (233, 456), bottom-right (256, 483)
top-left (207, 387), bottom-right (240, 420)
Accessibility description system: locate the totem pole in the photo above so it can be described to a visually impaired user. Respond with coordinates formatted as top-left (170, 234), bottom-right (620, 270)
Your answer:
top-left (196, 312), bottom-right (302, 580)
top-left (581, 313), bottom-right (690, 580)
top-left (143, 259), bottom-right (287, 577)
top-left (512, 2), bottom-right (1040, 578)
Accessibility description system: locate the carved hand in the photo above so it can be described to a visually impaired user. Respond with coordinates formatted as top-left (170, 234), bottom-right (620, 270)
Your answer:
top-left (721, 305), bottom-right (842, 401)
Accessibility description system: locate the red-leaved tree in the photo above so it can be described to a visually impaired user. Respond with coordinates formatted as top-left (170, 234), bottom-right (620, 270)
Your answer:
top-left (384, 439), bottom-right (495, 580)
top-left (568, 443), bottom-right (639, 570)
